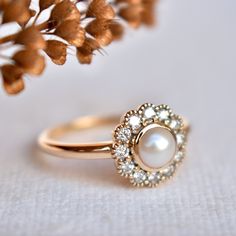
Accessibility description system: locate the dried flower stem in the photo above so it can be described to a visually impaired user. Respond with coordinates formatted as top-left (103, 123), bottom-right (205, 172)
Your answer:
top-left (0, 21), bottom-right (49, 44)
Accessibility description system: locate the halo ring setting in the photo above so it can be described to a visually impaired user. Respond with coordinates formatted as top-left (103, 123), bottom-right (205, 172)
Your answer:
top-left (38, 103), bottom-right (189, 187)
top-left (112, 103), bottom-right (188, 187)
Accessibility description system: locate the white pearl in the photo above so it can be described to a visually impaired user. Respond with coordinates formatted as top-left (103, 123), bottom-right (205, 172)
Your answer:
top-left (138, 127), bottom-right (176, 169)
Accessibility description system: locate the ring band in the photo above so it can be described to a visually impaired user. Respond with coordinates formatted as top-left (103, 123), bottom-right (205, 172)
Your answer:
top-left (38, 103), bottom-right (190, 187)
top-left (38, 116), bottom-right (119, 160)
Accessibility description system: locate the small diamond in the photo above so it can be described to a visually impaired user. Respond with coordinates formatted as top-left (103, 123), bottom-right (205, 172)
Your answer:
top-left (117, 127), bottom-right (132, 142)
top-left (148, 172), bottom-right (161, 184)
top-left (176, 133), bottom-right (185, 146)
top-left (162, 165), bottom-right (175, 177)
top-left (128, 115), bottom-right (141, 130)
top-left (169, 118), bottom-right (181, 130)
top-left (157, 109), bottom-right (170, 121)
top-left (133, 170), bottom-right (146, 184)
top-left (174, 151), bottom-right (184, 162)
top-left (114, 145), bottom-right (129, 160)
top-left (121, 161), bottom-right (135, 174)
top-left (144, 107), bottom-right (156, 119)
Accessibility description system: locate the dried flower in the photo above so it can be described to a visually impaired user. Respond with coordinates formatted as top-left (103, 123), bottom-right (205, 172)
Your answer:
top-left (1, 65), bottom-right (24, 95)
top-left (0, 0), bottom-right (158, 95)
top-left (50, 0), bottom-right (80, 25)
top-left (44, 40), bottom-right (67, 65)
top-left (86, 19), bottom-right (113, 46)
top-left (141, 0), bottom-right (157, 26)
top-left (13, 49), bottom-right (46, 75)
top-left (119, 5), bottom-right (144, 28)
top-left (87, 0), bottom-right (115, 20)
top-left (15, 26), bottom-right (46, 50)
top-left (77, 38), bottom-right (100, 64)
top-left (55, 20), bottom-right (85, 47)
top-left (109, 22), bottom-right (124, 40)
top-left (2, 0), bottom-right (31, 25)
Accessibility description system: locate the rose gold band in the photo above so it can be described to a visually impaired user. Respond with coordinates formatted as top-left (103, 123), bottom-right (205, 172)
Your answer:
top-left (38, 115), bottom-right (189, 160)
top-left (38, 116), bottom-right (119, 159)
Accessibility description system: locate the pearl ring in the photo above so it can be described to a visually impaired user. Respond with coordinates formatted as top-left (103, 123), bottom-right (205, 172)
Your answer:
top-left (38, 103), bottom-right (189, 187)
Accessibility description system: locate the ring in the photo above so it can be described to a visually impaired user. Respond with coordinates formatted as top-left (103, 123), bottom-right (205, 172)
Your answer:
top-left (38, 103), bottom-right (190, 187)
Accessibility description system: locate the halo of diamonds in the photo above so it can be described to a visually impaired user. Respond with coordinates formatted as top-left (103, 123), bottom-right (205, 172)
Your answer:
top-left (112, 103), bottom-right (187, 187)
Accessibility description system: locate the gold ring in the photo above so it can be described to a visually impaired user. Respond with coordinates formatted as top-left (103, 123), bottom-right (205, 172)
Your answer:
top-left (38, 103), bottom-right (190, 187)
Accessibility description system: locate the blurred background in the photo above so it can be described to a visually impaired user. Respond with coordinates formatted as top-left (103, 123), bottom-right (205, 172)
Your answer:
top-left (0, 0), bottom-right (236, 235)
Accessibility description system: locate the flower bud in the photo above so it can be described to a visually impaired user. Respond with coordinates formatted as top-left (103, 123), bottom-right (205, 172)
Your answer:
top-left (2, 0), bottom-right (31, 25)
top-left (15, 26), bottom-right (46, 50)
top-left (50, 0), bottom-right (80, 25)
top-left (13, 50), bottom-right (46, 75)
top-left (44, 40), bottom-right (67, 65)
top-left (1, 65), bottom-right (24, 95)
top-left (55, 20), bottom-right (85, 47)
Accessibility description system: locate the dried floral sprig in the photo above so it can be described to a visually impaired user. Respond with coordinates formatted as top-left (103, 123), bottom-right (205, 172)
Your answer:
top-left (0, 0), bottom-right (158, 95)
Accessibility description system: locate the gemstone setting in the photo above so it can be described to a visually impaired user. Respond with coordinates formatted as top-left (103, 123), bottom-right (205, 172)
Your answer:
top-left (112, 103), bottom-right (188, 187)
top-left (113, 144), bottom-right (129, 160)
top-left (116, 127), bottom-right (132, 143)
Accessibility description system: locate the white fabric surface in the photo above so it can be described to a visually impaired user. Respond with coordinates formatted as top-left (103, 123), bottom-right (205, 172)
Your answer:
top-left (0, 0), bottom-right (236, 235)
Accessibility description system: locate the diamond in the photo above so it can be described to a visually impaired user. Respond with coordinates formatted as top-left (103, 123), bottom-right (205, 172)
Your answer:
top-left (176, 133), bottom-right (185, 146)
top-left (174, 151), bottom-right (184, 162)
top-left (128, 115), bottom-right (141, 130)
top-left (117, 127), bottom-right (132, 142)
top-left (162, 165), bottom-right (175, 177)
top-left (157, 109), bottom-right (170, 121)
top-left (120, 161), bottom-right (135, 174)
top-left (144, 107), bottom-right (156, 119)
top-left (148, 172), bottom-right (161, 184)
top-left (169, 118), bottom-right (181, 130)
top-left (114, 145), bottom-right (129, 160)
top-left (133, 170), bottom-right (146, 184)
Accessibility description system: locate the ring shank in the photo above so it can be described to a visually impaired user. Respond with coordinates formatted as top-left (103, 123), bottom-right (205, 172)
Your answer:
top-left (38, 115), bottom-right (189, 160)
top-left (38, 116), bottom-right (120, 159)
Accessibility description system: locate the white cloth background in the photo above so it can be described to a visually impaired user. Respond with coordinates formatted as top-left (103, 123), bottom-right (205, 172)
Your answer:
top-left (0, 0), bottom-right (236, 235)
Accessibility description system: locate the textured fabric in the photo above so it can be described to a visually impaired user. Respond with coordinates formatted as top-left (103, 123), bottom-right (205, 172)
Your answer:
top-left (0, 0), bottom-right (236, 235)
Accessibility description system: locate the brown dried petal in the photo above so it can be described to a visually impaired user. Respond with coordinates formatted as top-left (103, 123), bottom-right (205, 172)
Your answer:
top-left (39, 0), bottom-right (61, 11)
top-left (44, 40), bottom-right (67, 65)
top-left (76, 38), bottom-right (100, 64)
top-left (77, 38), bottom-right (100, 54)
top-left (1, 64), bottom-right (23, 83)
top-left (13, 50), bottom-right (46, 75)
top-left (1, 64), bottom-right (24, 95)
top-left (3, 78), bottom-right (24, 95)
top-left (3, 79), bottom-right (24, 95)
top-left (86, 19), bottom-right (110, 36)
top-left (96, 29), bottom-right (113, 46)
top-left (2, 0), bottom-right (31, 25)
top-left (87, 0), bottom-right (115, 20)
top-left (22, 0), bottom-right (31, 7)
top-left (50, 0), bottom-right (80, 25)
top-left (86, 19), bottom-right (113, 46)
top-left (0, 0), bottom-right (10, 10)
top-left (85, 38), bottom-right (100, 51)
top-left (77, 50), bottom-right (93, 64)
top-left (15, 26), bottom-right (46, 50)
top-left (141, 0), bottom-right (156, 26)
top-left (109, 22), bottom-right (124, 40)
top-left (119, 5), bottom-right (143, 28)
top-left (55, 20), bottom-right (85, 47)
